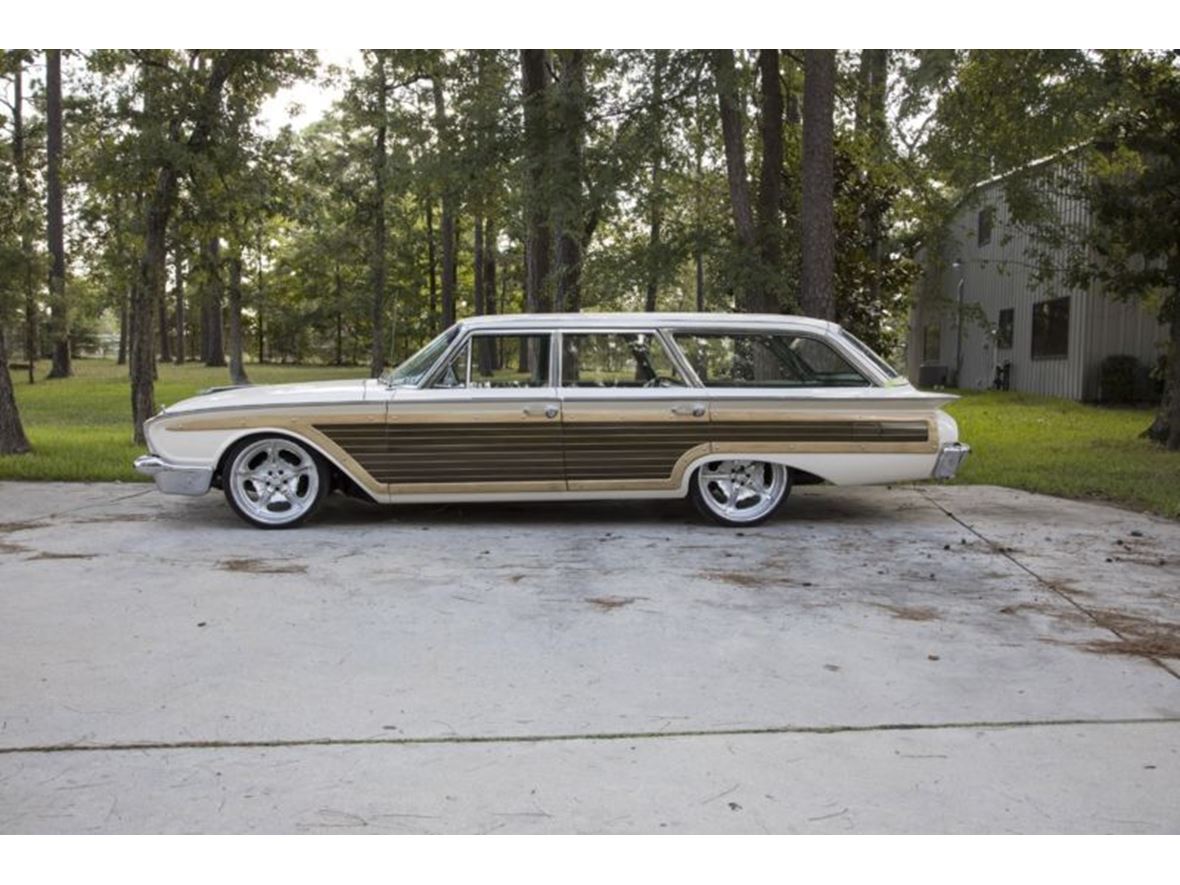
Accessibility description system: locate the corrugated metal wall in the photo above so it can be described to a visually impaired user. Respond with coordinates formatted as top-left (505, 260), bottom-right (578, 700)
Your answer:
top-left (910, 162), bottom-right (1164, 400)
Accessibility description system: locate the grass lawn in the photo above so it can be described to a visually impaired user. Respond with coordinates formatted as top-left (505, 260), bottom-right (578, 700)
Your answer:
top-left (944, 389), bottom-right (1179, 519)
top-left (1, 359), bottom-right (365, 483)
top-left (3, 362), bottom-right (1178, 518)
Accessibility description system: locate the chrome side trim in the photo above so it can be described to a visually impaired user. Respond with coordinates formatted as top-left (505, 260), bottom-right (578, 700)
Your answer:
top-left (133, 455), bottom-right (214, 496)
top-left (931, 442), bottom-right (971, 480)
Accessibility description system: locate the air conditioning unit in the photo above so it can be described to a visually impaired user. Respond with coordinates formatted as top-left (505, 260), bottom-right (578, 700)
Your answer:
top-left (918, 364), bottom-right (949, 388)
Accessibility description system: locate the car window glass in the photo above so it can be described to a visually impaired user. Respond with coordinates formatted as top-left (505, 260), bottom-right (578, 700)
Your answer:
top-left (431, 343), bottom-right (469, 389)
top-left (561, 333), bottom-right (686, 388)
top-left (469, 334), bottom-right (551, 388)
top-left (672, 332), bottom-right (869, 388)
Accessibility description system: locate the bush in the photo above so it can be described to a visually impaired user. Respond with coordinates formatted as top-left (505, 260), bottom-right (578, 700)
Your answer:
top-left (1100, 354), bottom-right (1140, 404)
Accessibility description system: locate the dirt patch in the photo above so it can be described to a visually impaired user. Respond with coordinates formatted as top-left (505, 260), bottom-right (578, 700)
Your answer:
top-left (217, 558), bottom-right (308, 575)
top-left (586, 595), bottom-right (638, 611)
top-left (0, 541), bottom-right (31, 555)
top-left (27, 551), bottom-right (98, 561)
top-left (698, 570), bottom-right (793, 588)
top-left (0, 521), bottom-right (48, 534)
top-left (1080, 610), bottom-right (1180, 660)
top-left (69, 514), bottom-right (153, 525)
top-left (874, 603), bottom-right (941, 622)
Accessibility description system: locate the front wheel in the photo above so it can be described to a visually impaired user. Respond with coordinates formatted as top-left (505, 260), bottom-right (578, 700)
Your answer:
top-left (690, 459), bottom-right (790, 527)
top-left (223, 436), bottom-right (329, 529)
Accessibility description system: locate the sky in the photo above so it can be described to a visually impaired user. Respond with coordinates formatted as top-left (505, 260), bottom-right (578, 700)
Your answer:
top-left (255, 50), bottom-right (360, 136)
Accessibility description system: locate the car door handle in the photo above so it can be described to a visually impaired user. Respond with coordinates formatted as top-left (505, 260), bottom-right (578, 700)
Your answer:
top-left (523, 404), bottom-right (560, 419)
top-left (671, 403), bottom-right (707, 417)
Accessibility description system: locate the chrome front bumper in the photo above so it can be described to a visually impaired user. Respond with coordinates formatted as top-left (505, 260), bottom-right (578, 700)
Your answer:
top-left (134, 455), bottom-right (214, 496)
top-left (931, 442), bottom-right (971, 480)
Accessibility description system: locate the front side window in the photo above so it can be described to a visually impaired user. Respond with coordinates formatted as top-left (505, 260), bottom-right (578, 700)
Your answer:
top-left (672, 332), bottom-right (870, 388)
top-left (430, 333), bottom-right (552, 388)
top-left (561, 332), bottom-right (685, 388)
top-left (1031, 297), bottom-right (1069, 359)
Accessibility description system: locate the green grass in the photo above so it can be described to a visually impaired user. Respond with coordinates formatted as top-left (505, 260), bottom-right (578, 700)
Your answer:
top-left (1, 359), bottom-right (365, 483)
top-left (4, 362), bottom-right (1178, 518)
top-left (944, 389), bottom-right (1180, 519)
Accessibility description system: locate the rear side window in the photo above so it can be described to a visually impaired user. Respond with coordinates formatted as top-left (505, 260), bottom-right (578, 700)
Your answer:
top-left (561, 332), bottom-right (685, 388)
top-left (672, 332), bottom-right (870, 388)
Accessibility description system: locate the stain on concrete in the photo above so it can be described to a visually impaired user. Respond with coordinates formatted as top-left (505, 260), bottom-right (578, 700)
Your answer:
top-left (27, 551), bottom-right (98, 561)
top-left (0, 521), bottom-right (48, 534)
top-left (586, 595), bottom-right (638, 611)
top-left (875, 604), bottom-right (941, 622)
top-left (218, 558), bottom-right (308, 575)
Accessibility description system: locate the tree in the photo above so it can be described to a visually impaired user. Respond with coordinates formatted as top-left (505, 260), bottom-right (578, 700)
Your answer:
top-left (801, 49), bottom-right (836, 321)
top-left (709, 50), bottom-right (758, 310)
top-left (520, 49), bottom-right (551, 315)
top-left (45, 49), bottom-right (71, 378)
top-left (1081, 52), bottom-right (1180, 448)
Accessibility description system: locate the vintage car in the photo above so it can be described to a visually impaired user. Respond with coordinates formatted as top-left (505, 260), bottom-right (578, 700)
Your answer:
top-left (134, 312), bottom-right (969, 528)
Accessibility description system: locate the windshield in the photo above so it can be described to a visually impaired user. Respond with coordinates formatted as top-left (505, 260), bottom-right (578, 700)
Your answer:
top-left (382, 326), bottom-right (460, 386)
top-left (838, 329), bottom-right (900, 380)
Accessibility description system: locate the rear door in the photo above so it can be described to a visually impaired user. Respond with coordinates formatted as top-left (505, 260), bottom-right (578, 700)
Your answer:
top-left (557, 329), bottom-right (710, 492)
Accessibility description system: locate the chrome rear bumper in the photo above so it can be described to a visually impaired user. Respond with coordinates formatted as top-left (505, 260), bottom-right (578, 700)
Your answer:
top-left (134, 455), bottom-right (214, 496)
top-left (932, 442), bottom-right (971, 480)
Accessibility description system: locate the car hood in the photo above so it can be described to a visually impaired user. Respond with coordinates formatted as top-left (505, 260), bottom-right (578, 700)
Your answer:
top-left (162, 378), bottom-right (375, 415)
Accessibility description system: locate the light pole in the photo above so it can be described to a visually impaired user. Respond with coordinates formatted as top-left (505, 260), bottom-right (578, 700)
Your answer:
top-left (952, 258), bottom-right (965, 387)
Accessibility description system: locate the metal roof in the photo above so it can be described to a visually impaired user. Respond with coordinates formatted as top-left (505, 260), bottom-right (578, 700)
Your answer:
top-left (458, 312), bottom-right (841, 334)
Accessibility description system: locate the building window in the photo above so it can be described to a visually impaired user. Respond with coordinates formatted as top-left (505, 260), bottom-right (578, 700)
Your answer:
top-left (977, 207), bottom-right (994, 246)
top-left (996, 308), bottom-right (1014, 350)
top-left (1031, 297), bottom-right (1070, 360)
top-left (923, 324), bottom-right (941, 362)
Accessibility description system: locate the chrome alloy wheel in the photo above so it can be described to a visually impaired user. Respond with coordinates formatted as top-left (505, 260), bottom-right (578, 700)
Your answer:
top-left (694, 459), bottom-right (789, 525)
top-left (227, 438), bottom-right (322, 527)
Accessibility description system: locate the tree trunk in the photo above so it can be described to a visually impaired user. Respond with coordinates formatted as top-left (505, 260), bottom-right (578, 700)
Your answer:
top-left (425, 198), bottom-right (438, 330)
top-left (855, 50), bottom-right (890, 325)
top-left (117, 288), bottom-right (129, 366)
top-left (800, 49), bottom-right (836, 321)
top-left (174, 242), bottom-right (186, 364)
top-left (755, 49), bottom-right (785, 314)
top-left (202, 237), bottom-right (225, 367)
top-left (334, 260), bottom-right (344, 366)
top-left (227, 250), bottom-right (249, 385)
top-left (484, 217), bottom-right (497, 318)
top-left (521, 49), bottom-right (552, 315)
top-left (157, 277), bottom-right (172, 363)
top-left (46, 49), bottom-right (71, 379)
top-left (131, 188), bottom-right (169, 444)
top-left (255, 233), bottom-right (265, 364)
top-left (369, 54), bottom-right (388, 378)
top-left (432, 75), bottom-right (458, 329)
top-left (0, 328), bottom-right (31, 454)
top-left (553, 49), bottom-right (587, 312)
top-left (710, 50), bottom-right (759, 311)
top-left (13, 54), bottom-right (37, 385)
top-left (1145, 296), bottom-right (1180, 448)
top-left (645, 50), bottom-right (667, 313)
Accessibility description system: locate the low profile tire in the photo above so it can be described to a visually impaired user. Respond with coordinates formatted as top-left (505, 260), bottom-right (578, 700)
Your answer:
top-left (222, 436), bottom-right (329, 529)
top-left (690, 459), bottom-right (791, 527)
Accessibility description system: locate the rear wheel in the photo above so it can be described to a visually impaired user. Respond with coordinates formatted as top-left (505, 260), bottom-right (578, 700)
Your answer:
top-left (690, 459), bottom-right (790, 527)
top-left (223, 436), bottom-right (329, 529)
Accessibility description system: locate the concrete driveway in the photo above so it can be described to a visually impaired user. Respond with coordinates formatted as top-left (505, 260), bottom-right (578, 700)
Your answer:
top-left (0, 480), bottom-right (1177, 833)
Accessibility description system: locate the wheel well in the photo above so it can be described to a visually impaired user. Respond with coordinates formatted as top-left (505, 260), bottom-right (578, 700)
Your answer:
top-left (212, 431), bottom-right (375, 501)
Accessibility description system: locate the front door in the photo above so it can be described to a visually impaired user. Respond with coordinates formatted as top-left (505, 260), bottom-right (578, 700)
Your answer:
top-left (557, 330), bottom-right (710, 492)
top-left (383, 331), bottom-right (564, 495)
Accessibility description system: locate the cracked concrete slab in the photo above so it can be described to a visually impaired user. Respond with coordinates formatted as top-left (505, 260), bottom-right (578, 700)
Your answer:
top-left (1, 481), bottom-right (1178, 832)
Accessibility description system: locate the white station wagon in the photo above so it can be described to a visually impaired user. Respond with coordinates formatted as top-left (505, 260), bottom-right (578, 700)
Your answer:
top-left (135, 312), bottom-right (969, 528)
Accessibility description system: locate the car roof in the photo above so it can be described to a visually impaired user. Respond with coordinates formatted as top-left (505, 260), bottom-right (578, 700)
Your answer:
top-left (458, 312), bottom-right (841, 334)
